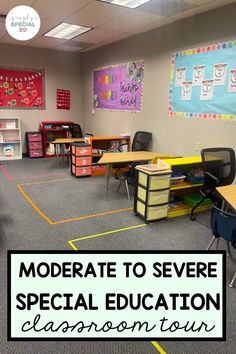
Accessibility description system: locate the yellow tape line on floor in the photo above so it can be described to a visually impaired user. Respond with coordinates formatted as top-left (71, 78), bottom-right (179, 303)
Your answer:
top-left (151, 341), bottom-right (167, 354)
top-left (68, 225), bottom-right (166, 354)
top-left (68, 223), bottom-right (147, 249)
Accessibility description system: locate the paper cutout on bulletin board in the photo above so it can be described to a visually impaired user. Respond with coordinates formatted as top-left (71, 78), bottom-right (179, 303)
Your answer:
top-left (0, 68), bottom-right (45, 109)
top-left (213, 63), bottom-right (227, 86)
top-left (228, 69), bottom-right (236, 92)
top-left (169, 40), bottom-right (236, 121)
top-left (192, 65), bottom-right (204, 86)
top-left (181, 81), bottom-right (192, 100)
top-left (57, 89), bottom-right (70, 110)
top-left (93, 61), bottom-right (144, 112)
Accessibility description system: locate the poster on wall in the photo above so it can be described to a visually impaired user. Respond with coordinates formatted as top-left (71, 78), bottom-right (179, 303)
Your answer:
top-left (169, 40), bottom-right (236, 121)
top-left (57, 89), bottom-right (70, 110)
top-left (93, 61), bottom-right (144, 112)
top-left (0, 68), bottom-right (45, 109)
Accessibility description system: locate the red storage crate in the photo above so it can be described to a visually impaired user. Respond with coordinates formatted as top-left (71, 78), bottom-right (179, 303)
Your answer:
top-left (71, 142), bottom-right (92, 177)
top-left (71, 144), bottom-right (92, 156)
top-left (29, 150), bottom-right (43, 158)
top-left (28, 142), bottom-right (42, 150)
top-left (26, 131), bottom-right (43, 159)
top-left (71, 165), bottom-right (91, 177)
top-left (27, 133), bottom-right (42, 142)
top-left (72, 155), bottom-right (92, 166)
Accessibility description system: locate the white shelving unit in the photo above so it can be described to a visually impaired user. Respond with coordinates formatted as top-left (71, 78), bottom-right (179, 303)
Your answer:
top-left (0, 117), bottom-right (22, 160)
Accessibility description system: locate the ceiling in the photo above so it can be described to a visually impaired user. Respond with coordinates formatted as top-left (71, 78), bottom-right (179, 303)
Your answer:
top-left (0, 0), bottom-right (235, 53)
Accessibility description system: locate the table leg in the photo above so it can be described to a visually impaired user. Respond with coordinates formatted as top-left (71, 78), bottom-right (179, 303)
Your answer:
top-left (56, 144), bottom-right (59, 168)
top-left (106, 164), bottom-right (111, 200)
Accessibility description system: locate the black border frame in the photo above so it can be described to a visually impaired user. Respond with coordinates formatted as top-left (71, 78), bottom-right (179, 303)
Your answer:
top-left (7, 250), bottom-right (226, 342)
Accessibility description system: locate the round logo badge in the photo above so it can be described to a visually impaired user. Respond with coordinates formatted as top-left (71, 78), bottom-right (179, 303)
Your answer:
top-left (5, 5), bottom-right (41, 41)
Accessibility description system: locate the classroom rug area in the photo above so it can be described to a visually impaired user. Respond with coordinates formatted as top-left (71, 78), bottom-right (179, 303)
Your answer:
top-left (0, 158), bottom-right (235, 354)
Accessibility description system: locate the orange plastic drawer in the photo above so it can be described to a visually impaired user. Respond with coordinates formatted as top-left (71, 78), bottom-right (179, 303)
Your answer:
top-left (27, 133), bottom-right (42, 142)
top-left (71, 145), bottom-right (91, 156)
top-left (29, 150), bottom-right (43, 158)
top-left (71, 165), bottom-right (91, 177)
top-left (29, 142), bottom-right (42, 150)
top-left (72, 155), bottom-right (92, 166)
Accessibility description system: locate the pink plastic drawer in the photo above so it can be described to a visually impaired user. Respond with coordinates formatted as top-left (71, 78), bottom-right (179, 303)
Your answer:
top-left (72, 165), bottom-right (91, 177)
top-left (71, 156), bottom-right (92, 166)
top-left (27, 133), bottom-right (42, 142)
top-left (29, 142), bottom-right (42, 149)
top-left (71, 145), bottom-right (92, 156)
top-left (29, 150), bottom-right (43, 158)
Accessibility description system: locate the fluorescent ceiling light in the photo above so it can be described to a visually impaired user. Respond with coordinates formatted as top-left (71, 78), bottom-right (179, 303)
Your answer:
top-left (98, 0), bottom-right (151, 9)
top-left (44, 23), bottom-right (91, 40)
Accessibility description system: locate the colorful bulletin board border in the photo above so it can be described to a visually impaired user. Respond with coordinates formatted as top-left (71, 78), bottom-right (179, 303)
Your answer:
top-left (93, 60), bottom-right (144, 112)
top-left (0, 67), bottom-right (45, 109)
top-left (169, 40), bottom-right (236, 121)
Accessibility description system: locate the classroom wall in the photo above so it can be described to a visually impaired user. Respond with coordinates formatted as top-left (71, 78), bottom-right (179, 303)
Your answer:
top-left (80, 3), bottom-right (236, 157)
top-left (0, 44), bottom-right (82, 152)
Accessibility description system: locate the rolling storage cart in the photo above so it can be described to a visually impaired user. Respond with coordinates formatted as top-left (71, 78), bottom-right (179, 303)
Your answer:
top-left (134, 166), bottom-right (172, 222)
top-left (71, 142), bottom-right (92, 177)
top-left (26, 131), bottom-right (43, 158)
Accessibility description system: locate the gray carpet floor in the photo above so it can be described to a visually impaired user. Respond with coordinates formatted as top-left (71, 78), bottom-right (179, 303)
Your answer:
top-left (0, 158), bottom-right (235, 354)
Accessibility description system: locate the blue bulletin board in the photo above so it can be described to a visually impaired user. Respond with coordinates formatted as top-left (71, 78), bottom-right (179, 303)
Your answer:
top-left (169, 40), bottom-right (236, 121)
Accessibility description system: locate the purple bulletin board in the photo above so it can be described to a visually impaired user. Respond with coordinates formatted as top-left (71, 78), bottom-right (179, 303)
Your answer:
top-left (93, 61), bottom-right (144, 112)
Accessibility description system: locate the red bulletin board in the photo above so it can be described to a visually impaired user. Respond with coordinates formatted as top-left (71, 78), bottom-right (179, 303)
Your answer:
top-left (0, 68), bottom-right (45, 109)
top-left (57, 89), bottom-right (70, 110)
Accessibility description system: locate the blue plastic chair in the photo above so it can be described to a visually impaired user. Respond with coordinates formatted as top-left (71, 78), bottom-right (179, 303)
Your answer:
top-left (207, 206), bottom-right (236, 287)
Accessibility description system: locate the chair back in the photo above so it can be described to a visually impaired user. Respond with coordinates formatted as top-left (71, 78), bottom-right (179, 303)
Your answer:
top-left (132, 131), bottom-right (152, 151)
top-left (70, 124), bottom-right (83, 138)
top-left (201, 147), bottom-right (236, 188)
top-left (211, 206), bottom-right (236, 248)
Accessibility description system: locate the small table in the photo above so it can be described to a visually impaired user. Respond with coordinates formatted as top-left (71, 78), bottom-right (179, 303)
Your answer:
top-left (216, 185), bottom-right (236, 211)
top-left (98, 151), bottom-right (173, 199)
top-left (51, 138), bottom-right (84, 167)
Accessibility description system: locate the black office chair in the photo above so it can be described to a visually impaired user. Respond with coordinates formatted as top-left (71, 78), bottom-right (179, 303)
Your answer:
top-left (70, 124), bottom-right (83, 138)
top-left (207, 206), bottom-right (236, 287)
top-left (191, 147), bottom-right (236, 220)
top-left (117, 131), bottom-right (152, 199)
top-left (131, 131), bottom-right (152, 151)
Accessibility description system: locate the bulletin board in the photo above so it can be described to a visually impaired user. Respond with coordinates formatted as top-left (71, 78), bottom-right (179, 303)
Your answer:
top-left (169, 40), bottom-right (236, 121)
top-left (0, 68), bottom-right (45, 109)
top-left (93, 61), bottom-right (144, 112)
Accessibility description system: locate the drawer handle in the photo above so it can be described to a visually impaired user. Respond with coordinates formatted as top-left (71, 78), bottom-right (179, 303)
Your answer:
top-left (154, 208), bottom-right (167, 214)
top-left (153, 195), bottom-right (166, 199)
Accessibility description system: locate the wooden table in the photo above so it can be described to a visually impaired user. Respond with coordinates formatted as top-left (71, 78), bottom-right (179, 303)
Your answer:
top-left (51, 138), bottom-right (84, 167)
top-left (98, 151), bottom-right (173, 199)
top-left (216, 184), bottom-right (236, 211)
